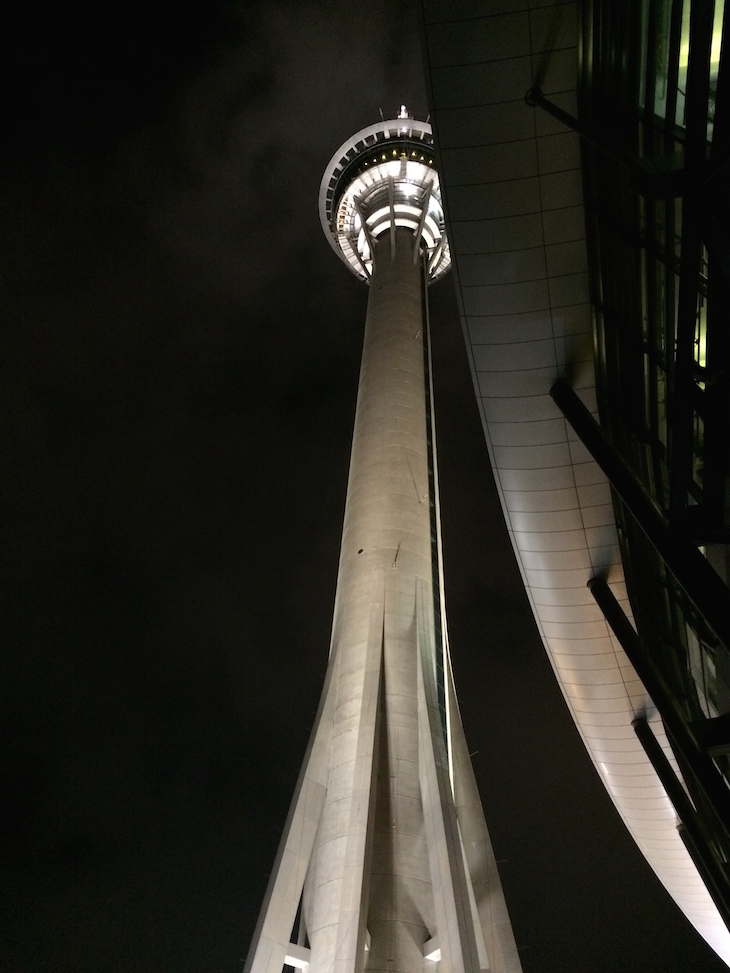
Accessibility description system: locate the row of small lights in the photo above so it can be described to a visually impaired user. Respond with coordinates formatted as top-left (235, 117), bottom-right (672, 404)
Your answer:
top-left (329, 149), bottom-right (434, 214)
top-left (361, 149), bottom-right (434, 164)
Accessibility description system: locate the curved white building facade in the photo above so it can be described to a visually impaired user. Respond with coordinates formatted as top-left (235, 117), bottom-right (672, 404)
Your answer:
top-left (421, 0), bottom-right (730, 965)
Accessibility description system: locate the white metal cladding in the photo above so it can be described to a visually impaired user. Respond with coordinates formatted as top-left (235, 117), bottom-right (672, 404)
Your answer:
top-left (319, 117), bottom-right (452, 283)
top-left (421, 0), bottom-right (730, 964)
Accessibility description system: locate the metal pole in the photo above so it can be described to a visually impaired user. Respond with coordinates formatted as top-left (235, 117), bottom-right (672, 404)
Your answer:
top-left (632, 716), bottom-right (730, 928)
top-left (550, 378), bottom-right (730, 653)
top-left (589, 577), bottom-right (730, 841)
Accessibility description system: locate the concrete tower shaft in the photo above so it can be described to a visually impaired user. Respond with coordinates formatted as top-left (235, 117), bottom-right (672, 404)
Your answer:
top-left (304, 227), bottom-right (437, 973)
top-left (245, 117), bottom-right (522, 973)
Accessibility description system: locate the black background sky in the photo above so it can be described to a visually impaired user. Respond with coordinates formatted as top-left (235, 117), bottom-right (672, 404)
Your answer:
top-left (4, 2), bottom-right (729, 972)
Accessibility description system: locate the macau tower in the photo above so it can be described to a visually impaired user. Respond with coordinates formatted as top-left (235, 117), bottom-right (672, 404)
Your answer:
top-left (245, 109), bottom-right (522, 973)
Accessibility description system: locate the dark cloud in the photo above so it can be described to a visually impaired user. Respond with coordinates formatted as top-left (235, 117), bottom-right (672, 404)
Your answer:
top-left (3, 3), bottom-right (727, 972)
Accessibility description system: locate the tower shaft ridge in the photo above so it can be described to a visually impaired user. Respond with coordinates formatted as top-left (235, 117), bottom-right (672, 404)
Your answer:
top-left (245, 118), bottom-right (522, 973)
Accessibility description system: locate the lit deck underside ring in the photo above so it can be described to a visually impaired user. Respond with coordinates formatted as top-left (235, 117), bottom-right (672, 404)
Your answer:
top-left (319, 117), bottom-right (451, 283)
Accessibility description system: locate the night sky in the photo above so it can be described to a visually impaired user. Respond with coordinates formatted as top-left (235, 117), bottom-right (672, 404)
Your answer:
top-left (4, 3), bottom-right (728, 972)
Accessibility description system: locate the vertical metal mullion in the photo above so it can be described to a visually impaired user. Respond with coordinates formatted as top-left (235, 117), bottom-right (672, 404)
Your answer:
top-left (711, 1), bottom-right (730, 147)
top-left (628, 0), bottom-right (644, 144)
top-left (644, 0), bottom-right (659, 153)
top-left (578, 0), bottom-right (594, 114)
top-left (660, 2), bottom-right (683, 445)
top-left (664, 0), bottom-right (685, 149)
top-left (670, 0), bottom-right (715, 522)
top-left (601, 0), bottom-right (613, 118)
top-left (641, 0), bottom-right (664, 490)
top-left (700, 5), bottom-right (730, 524)
top-left (617, 0), bottom-right (633, 123)
top-left (643, 204), bottom-right (665, 499)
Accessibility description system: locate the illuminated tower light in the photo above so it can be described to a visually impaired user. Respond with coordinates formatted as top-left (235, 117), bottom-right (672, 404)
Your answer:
top-left (245, 113), bottom-right (522, 973)
top-left (319, 114), bottom-right (450, 283)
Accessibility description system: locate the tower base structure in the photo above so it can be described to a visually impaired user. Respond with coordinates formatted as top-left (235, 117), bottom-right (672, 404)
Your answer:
top-left (246, 118), bottom-right (522, 973)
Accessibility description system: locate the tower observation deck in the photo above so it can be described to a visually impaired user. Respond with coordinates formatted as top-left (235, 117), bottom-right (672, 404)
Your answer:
top-left (319, 108), bottom-right (451, 284)
top-left (245, 112), bottom-right (522, 973)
